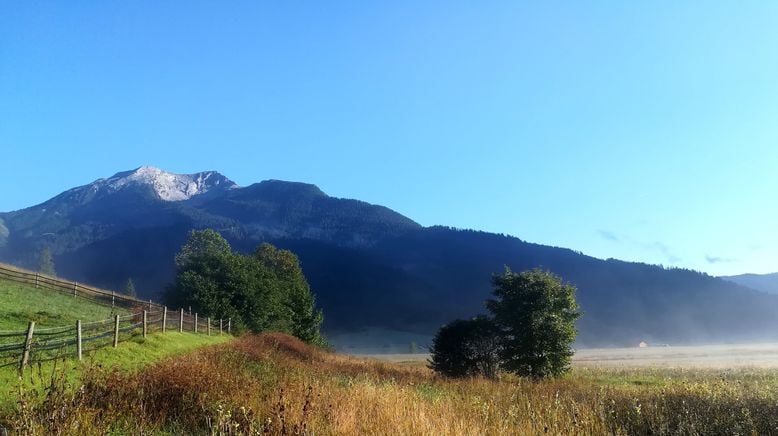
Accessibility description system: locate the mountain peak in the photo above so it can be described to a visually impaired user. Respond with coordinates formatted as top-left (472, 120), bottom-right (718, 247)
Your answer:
top-left (253, 179), bottom-right (327, 197)
top-left (103, 166), bottom-right (238, 201)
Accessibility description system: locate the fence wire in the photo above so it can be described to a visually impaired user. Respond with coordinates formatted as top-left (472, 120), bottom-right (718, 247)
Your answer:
top-left (0, 263), bottom-right (162, 312)
top-left (0, 264), bottom-right (231, 371)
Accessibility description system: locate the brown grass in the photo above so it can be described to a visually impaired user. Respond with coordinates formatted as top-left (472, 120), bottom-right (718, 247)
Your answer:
top-left (6, 333), bottom-right (778, 435)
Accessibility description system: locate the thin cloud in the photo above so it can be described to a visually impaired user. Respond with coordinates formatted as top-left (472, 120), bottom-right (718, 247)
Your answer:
top-left (598, 231), bottom-right (681, 265)
top-left (652, 242), bottom-right (681, 265)
top-left (597, 230), bottom-right (620, 242)
top-left (705, 255), bottom-right (737, 264)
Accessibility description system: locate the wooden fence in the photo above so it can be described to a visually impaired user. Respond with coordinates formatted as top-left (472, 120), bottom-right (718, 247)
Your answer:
top-left (0, 263), bottom-right (162, 311)
top-left (0, 307), bottom-right (231, 374)
top-left (0, 263), bottom-right (231, 374)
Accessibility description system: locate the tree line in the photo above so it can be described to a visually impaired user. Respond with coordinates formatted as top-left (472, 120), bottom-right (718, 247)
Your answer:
top-left (35, 229), bottom-right (327, 346)
top-left (164, 229), bottom-right (326, 346)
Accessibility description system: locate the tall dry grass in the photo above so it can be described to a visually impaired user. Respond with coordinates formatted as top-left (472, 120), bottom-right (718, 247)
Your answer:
top-left (6, 333), bottom-right (778, 435)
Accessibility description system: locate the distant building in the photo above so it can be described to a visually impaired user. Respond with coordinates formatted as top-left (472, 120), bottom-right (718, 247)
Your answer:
top-left (638, 341), bottom-right (648, 348)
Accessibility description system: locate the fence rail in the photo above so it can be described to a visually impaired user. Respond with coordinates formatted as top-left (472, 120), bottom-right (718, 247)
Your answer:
top-left (0, 263), bottom-right (231, 374)
top-left (0, 308), bottom-right (231, 373)
top-left (0, 263), bottom-right (162, 311)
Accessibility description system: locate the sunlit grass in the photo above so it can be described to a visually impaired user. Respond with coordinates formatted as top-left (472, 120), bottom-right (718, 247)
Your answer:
top-left (0, 278), bottom-right (126, 330)
top-left (6, 333), bottom-right (778, 435)
top-left (0, 331), bottom-right (232, 414)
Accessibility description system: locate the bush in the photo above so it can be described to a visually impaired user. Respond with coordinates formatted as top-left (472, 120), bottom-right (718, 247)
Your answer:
top-left (428, 316), bottom-right (500, 378)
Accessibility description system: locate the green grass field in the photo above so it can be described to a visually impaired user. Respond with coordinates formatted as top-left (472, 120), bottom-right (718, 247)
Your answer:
top-left (0, 278), bottom-right (127, 330)
top-left (0, 331), bottom-right (232, 413)
top-left (0, 276), bottom-right (233, 414)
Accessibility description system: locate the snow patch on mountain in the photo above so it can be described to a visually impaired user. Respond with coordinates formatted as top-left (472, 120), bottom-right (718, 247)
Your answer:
top-left (103, 166), bottom-right (238, 201)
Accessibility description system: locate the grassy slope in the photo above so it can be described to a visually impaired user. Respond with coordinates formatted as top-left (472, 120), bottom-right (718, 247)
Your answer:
top-left (0, 276), bottom-right (233, 413)
top-left (1, 332), bottom-right (231, 412)
top-left (0, 278), bottom-right (127, 330)
top-left (7, 333), bottom-right (778, 435)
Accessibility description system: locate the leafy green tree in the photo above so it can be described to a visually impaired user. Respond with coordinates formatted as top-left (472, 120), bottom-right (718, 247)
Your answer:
top-left (174, 229), bottom-right (232, 270)
top-left (123, 278), bottom-right (137, 298)
top-left (254, 243), bottom-right (326, 346)
top-left (38, 247), bottom-right (56, 276)
top-left (428, 316), bottom-right (501, 378)
top-left (486, 268), bottom-right (581, 379)
top-left (167, 230), bottom-right (257, 333)
top-left (165, 230), bottom-right (325, 345)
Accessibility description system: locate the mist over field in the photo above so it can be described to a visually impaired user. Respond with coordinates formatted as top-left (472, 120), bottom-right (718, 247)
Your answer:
top-left (574, 343), bottom-right (778, 368)
top-left (364, 343), bottom-right (778, 370)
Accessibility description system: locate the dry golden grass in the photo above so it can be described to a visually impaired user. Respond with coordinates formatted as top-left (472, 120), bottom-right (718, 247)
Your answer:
top-left (6, 333), bottom-right (778, 435)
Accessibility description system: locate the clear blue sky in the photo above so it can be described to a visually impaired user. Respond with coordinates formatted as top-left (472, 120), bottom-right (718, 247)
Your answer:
top-left (2, 2), bottom-right (777, 276)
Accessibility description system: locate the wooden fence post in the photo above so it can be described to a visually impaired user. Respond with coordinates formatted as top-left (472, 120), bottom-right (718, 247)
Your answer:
top-left (207, 318), bottom-right (211, 336)
top-left (179, 308), bottom-right (184, 333)
top-left (73, 282), bottom-right (77, 297)
top-left (194, 313), bottom-right (198, 333)
top-left (142, 310), bottom-right (147, 338)
top-left (148, 299), bottom-right (152, 310)
top-left (162, 306), bottom-right (167, 333)
top-left (111, 291), bottom-right (115, 308)
top-left (228, 318), bottom-right (231, 335)
top-left (220, 319), bottom-right (223, 336)
top-left (113, 315), bottom-right (120, 348)
top-left (76, 320), bottom-right (82, 361)
top-left (19, 321), bottom-right (35, 375)
top-left (35, 273), bottom-right (39, 289)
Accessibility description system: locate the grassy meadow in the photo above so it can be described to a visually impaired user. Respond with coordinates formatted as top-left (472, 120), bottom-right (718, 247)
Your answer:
top-left (0, 278), bottom-right (127, 330)
top-left (0, 331), bottom-right (232, 412)
top-left (4, 332), bottom-right (778, 435)
top-left (3, 277), bottom-right (778, 434)
top-left (0, 276), bottom-right (232, 418)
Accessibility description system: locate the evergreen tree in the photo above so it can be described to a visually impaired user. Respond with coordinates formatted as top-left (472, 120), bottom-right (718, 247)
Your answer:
top-left (123, 278), bottom-right (137, 298)
top-left (38, 247), bottom-right (56, 276)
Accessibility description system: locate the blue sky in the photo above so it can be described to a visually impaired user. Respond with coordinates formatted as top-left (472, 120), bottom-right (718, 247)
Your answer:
top-left (2, 2), bottom-right (778, 276)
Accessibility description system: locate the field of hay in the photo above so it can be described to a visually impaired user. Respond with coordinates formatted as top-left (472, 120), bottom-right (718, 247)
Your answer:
top-left (574, 343), bottom-right (778, 368)
top-left (5, 333), bottom-right (778, 435)
top-left (367, 342), bottom-right (778, 369)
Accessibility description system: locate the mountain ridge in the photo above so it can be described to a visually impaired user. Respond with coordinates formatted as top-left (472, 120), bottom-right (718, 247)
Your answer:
top-left (1, 167), bottom-right (776, 347)
top-left (723, 272), bottom-right (778, 295)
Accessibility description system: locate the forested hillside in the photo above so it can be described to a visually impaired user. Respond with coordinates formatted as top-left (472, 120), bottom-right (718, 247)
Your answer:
top-left (1, 167), bottom-right (775, 346)
top-left (723, 272), bottom-right (778, 295)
